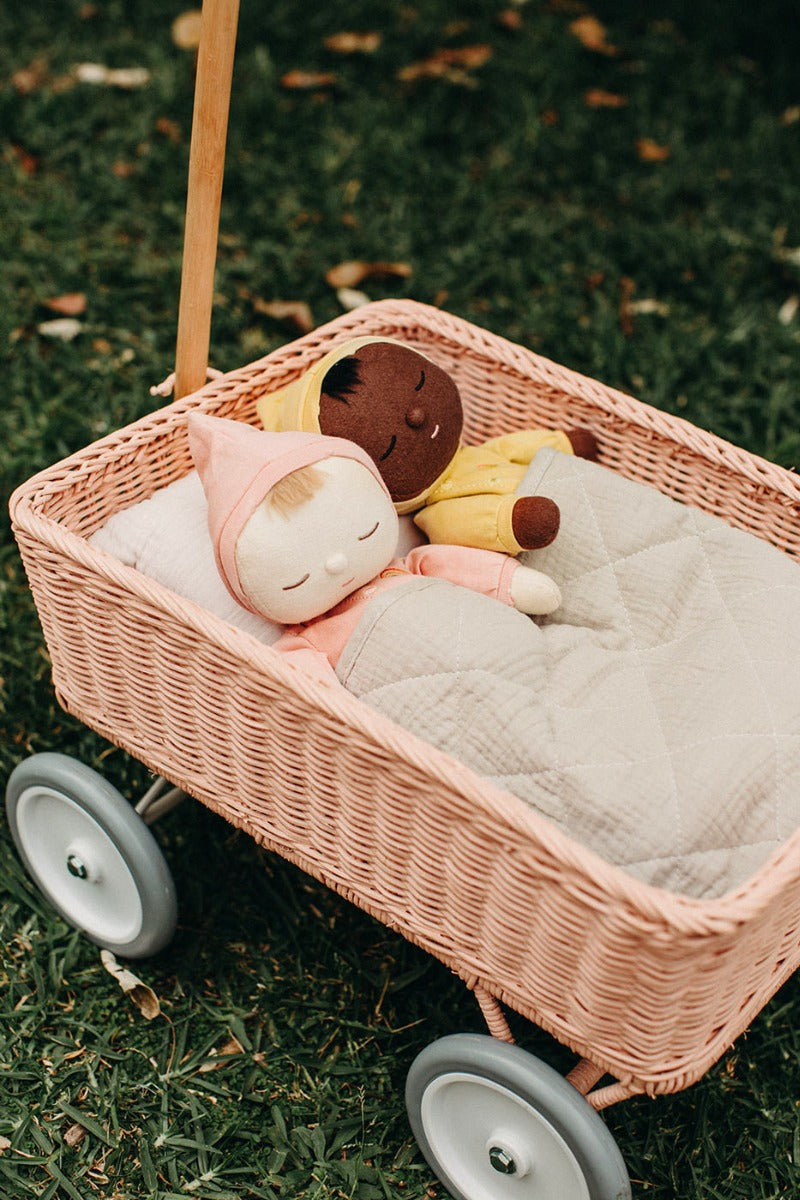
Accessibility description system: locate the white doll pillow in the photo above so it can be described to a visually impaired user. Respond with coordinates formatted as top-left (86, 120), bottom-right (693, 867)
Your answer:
top-left (90, 471), bottom-right (284, 644)
top-left (89, 469), bottom-right (427, 643)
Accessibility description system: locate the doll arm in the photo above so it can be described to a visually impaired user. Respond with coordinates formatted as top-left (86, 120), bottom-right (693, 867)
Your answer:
top-left (401, 544), bottom-right (560, 614)
top-left (480, 428), bottom-right (573, 465)
top-left (401, 543), bottom-right (516, 600)
top-left (271, 628), bottom-right (340, 683)
top-left (508, 565), bottom-right (561, 615)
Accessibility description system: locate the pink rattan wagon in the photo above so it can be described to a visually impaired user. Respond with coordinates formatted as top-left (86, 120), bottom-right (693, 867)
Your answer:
top-left (7, 4), bottom-right (800, 1198)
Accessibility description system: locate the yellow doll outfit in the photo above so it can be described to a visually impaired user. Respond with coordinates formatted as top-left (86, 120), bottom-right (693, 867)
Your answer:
top-left (256, 337), bottom-right (575, 554)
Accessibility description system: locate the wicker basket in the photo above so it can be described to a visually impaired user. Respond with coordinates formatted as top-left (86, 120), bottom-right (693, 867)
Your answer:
top-left (11, 296), bottom-right (800, 1109)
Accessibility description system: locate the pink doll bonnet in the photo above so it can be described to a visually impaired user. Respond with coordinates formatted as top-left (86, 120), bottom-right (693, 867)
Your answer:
top-left (188, 413), bottom-right (390, 610)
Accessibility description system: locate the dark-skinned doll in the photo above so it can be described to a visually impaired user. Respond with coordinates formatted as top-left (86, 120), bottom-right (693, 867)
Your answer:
top-left (257, 338), bottom-right (598, 555)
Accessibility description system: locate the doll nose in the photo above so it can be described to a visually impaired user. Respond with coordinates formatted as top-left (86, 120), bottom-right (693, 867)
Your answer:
top-left (325, 552), bottom-right (349, 576)
top-left (405, 405), bottom-right (426, 429)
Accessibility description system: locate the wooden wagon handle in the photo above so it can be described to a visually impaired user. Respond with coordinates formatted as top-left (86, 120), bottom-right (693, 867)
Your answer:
top-left (174, 0), bottom-right (241, 400)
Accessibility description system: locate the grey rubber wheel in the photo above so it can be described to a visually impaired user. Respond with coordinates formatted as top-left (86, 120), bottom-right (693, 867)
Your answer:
top-left (6, 753), bottom-right (177, 958)
top-left (406, 1034), bottom-right (631, 1200)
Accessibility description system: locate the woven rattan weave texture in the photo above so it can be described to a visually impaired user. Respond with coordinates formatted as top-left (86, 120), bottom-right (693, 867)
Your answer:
top-left (11, 300), bottom-right (800, 1105)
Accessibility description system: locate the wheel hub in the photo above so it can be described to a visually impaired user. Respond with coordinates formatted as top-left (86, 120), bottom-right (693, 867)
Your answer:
top-left (489, 1146), bottom-right (518, 1175)
top-left (66, 853), bottom-right (88, 880)
top-left (486, 1130), bottom-right (532, 1180)
top-left (64, 839), bottom-right (101, 884)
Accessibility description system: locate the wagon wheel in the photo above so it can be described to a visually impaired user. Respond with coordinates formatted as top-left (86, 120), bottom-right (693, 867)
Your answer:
top-left (6, 753), bottom-right (177, 959)
top-left (406, 1034), bottom-right (631, 1200)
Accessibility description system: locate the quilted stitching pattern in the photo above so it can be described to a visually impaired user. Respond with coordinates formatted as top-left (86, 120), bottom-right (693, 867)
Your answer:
top-left (338, 451), bottom-right (800, 899)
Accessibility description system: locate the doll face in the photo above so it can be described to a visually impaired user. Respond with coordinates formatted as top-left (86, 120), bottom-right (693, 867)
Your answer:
top-left (235, 457), bottom-right (399, 624)
top-left (318, 343), bottom-right (463, 505)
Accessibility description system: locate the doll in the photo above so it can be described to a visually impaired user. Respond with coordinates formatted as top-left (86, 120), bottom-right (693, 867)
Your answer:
top-left (188, 414), bottom-right (561, 682)
top-left (256, 338), bottom-right (598, 557)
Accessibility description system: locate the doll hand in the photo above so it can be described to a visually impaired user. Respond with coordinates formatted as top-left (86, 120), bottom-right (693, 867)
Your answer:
top-left (511, 496), bottom-right (560, 550)
top-left (509, 565), bottom-right (561, 615)
top-left (566, 427), bottom-right (600, 461)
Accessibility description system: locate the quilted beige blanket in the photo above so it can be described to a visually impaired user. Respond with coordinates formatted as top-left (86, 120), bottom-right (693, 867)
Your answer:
top-left (337, 449), bottom-right (800, 899)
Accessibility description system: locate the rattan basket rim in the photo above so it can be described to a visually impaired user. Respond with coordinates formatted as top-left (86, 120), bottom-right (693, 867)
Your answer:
top-left (12, 300), bottom-right (800, 512)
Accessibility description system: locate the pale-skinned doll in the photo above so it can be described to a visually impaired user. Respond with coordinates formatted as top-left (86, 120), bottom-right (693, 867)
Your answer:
top-left (189, 414), bottom-right (561, 683)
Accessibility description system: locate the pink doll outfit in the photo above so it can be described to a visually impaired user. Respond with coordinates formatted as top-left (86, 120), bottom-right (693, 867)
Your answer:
top-left (189, 413), bottom-right (523, 682)
top-left (273, 543), bottom-right (518, 680)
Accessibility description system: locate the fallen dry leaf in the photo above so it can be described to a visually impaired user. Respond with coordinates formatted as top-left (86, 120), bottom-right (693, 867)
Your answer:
top-left (444, 20), bottom-right (472, 37)
top-left (50, 72), bottom-right (79, 95)
top-left (629, 298), bottom-right (670, 317)
top-left (253, 298), bottom-right (314, 332)
top-left (437, 44), bottom-right (493, 68)
top-left (10, 143), bottom-right (38, 176)
top-left (398, 44), bottom-right (492, 83)
top-left (584, 87), bottom-right (628, 108)
top-left (37, 318), bottom-right (83, 341)
top-left (569, 15), bottom-right (618, 56)
top-left (778, 294), bottom-right (799, 325)
top-left (12, 58), bottom-right (48, 94)
top-left (281, 69), bottom-right (337, 90)
top-left (43, 292), bottom-right (87, 317)
top-left (773, 226), bottom-right (800, 269)
top-left (618, 276), bottom-right (636, 337)
top-left (337, 287), bottom-right (370, 310)
top-left (616, 283), bottom-right (671, 331)
top-left (498, 9), bottom-right (524, 31)
top-left (398, 56), bottom-right (440, 83)
top-left (64, 1124), bottom-right (87, 1148)
top-left (325, 260), bottom-right (412, 288)
top-left (198, 1035), bottom-right (244, 1073)
top-left (781, 105), bottom-right (800, 126)
top-left (324, 31), bottom-right (382, 54)
top-left (156, 116), bottom-right (182, 143)
top-left (74, 62), bottom-right (151, 88)
top-left (100, 950), bottom-right (160, 1019)
top-left (636, 137), bottom-right (671, 162)
top-left (172, 9), bottom-right (203, 50)
top-left (343, 178), bottom-right (361, 204)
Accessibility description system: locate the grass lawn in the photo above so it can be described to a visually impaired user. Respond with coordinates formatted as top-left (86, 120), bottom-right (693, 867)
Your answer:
top-left (2, 0), bottom-right (799, 1196)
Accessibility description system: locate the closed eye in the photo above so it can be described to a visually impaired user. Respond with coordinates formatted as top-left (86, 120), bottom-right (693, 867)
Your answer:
top-left (379, 435), bottom-right (397, 461)
top-left (358, 521), bottom-right (380, 540)
top-left (414, 369), bottom-right (425, 392)
top-left (282, 573), bottom-right (310, 591)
